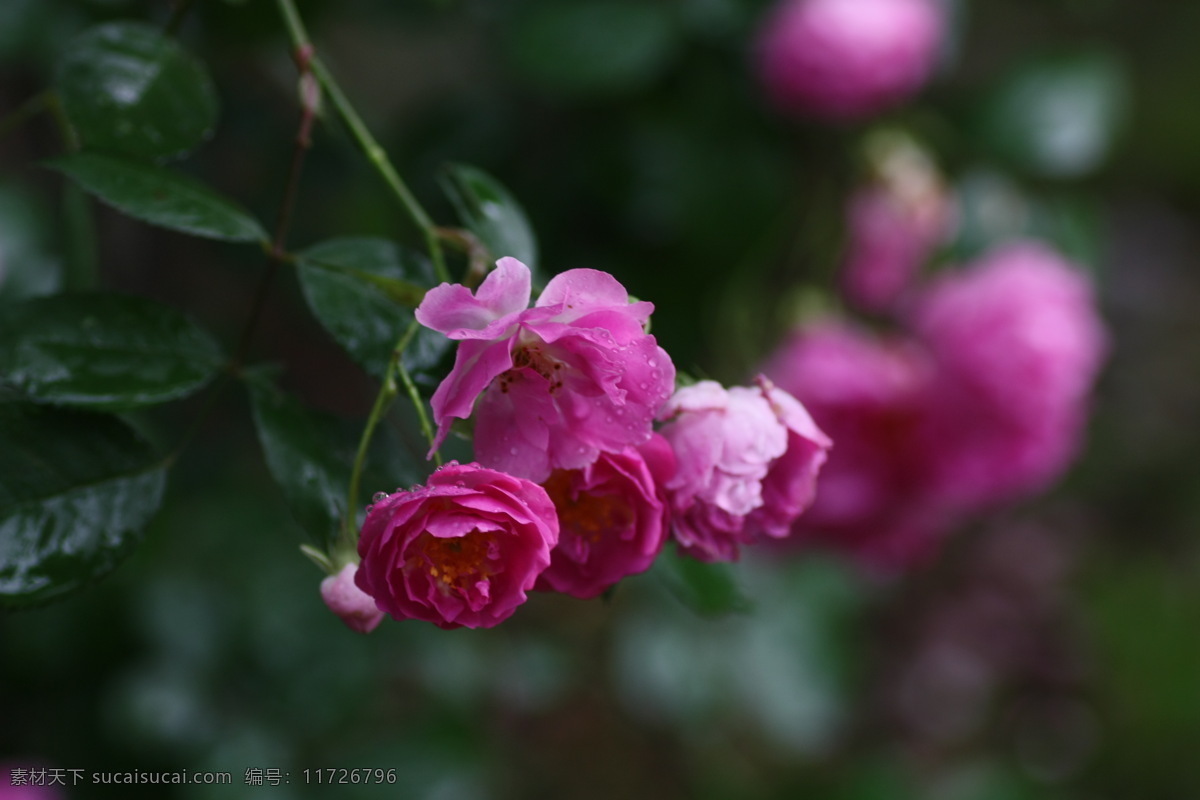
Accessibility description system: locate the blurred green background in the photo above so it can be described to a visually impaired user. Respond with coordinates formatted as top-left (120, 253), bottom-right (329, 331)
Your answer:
top-left (3, 0), bottom-right (1200, 798)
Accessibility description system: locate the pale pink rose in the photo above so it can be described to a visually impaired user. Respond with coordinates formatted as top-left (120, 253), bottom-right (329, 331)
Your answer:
top-left (416, 258), bottom-right (675, 483)
top-left (658, 379), bottom-right (830, 562)
top-left (356, 462), bottom-right (559, 629)
top-left (761, 319), bottom-right (956, 569)
top-left (910, 241), bottom-right (1108, 507)
top-left (536, 435), bottom-right (675, 599)
top-left (755, 0), bottom-right (944, 120)
top-left (320, 563), bottom-right (384, 634)
top-left (841, 182), bottom-right (953, 312)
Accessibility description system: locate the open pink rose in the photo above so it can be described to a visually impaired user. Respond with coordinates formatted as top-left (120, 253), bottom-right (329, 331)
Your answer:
top-left (535, 434), bottom-right (675, 599)
top-left (909, 241), bottom-right (1109, 508)
top-left (755, 0), bottom-right (944, 120)
top-left (356, 462), bottom-right (559, 629)
top-left (416, 258), bottom-right (675, 483)
top-left (320, 563), bottom-right (384, 634)
top-left (658, 379), bottom-right (830, 562)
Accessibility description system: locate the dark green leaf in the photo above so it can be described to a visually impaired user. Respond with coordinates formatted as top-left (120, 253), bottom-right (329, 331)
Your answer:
top-left (977, 49), bottom-right (1130, 178)
top-left (247, 375), bottom-right (426, 548)
top-left (659, 552), bottom-right (751, 616)
top-left (441, 164), bottom-right (540, 277)
top-left (506, 0), bottom-right (679, 97)
top-left (0, 401), bottom-right (166, 608)
top-left (56, 22), bottom-right (218, 160)
top-left (297, 237), bottom-right (451, 382)
top-left (47, 152), bottom-right (268, 243)
top-left (0, 292), bottom-right (223, 409)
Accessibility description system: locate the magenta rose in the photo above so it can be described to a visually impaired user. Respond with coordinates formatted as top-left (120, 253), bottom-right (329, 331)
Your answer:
top-left (840, 180), bottom-right (953, 313)
top-left (658, 379), bottom-right (831, 562)
top-left (415, 258), bottom-right (675, 483)
top-left (909, 241), bottom-right (1109, 507)
top-left (535, 434), bottom-right (675, 599)
top-left (761, 319), bottom-right (955, 570)
top-left (755, 0), bottom-right (944, 120)
top-left (320, 563), bottom-right (384, 634)
top-left (356, 462), bottom-right (559, 629)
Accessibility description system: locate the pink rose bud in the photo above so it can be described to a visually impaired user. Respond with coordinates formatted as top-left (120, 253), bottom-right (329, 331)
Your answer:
top-left (536, 435), bottom-right (675, 599)
top-left (320, 563), bottom-right (384, 634)
top-left (658, 379), bottom-right (830, 562)
top-left (909, 241), bottom-right (1108, 507)
top-left (761, 319), bottom-right (954, 570)
top-left (755, 0), bottom-right (944, 120)
top-left (416, 258), bottom-right (675, 483)
top-left (356, 462), bottom-right (559, 629)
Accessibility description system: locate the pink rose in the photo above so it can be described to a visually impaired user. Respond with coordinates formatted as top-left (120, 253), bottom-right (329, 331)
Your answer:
top-left (841, 181), bottom-right (953, 312)
top-left (762, 320), bottom-right (955, 569)
top-left (320, 563), bottom-right (384, 634)
top-left (755, 0), bottom-right (944, 120)
top-left (356, 462), bottom-right (559, 629)
top-left (658, 379), bottom-right (830, 562)
top-left (536, 435), bottom-right (675, 599)
top-left (416, 258), bottom-right (675, 483)
top-left (909, 241), bottom-right (1108, 507)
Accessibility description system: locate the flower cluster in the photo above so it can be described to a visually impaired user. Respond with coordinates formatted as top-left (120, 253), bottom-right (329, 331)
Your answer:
top-left (322, 259), bottom-right (831, 630)
top-left (762, 241), bottom-right (1108, 570)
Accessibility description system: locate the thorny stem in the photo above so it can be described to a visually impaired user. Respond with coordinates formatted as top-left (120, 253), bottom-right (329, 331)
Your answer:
top-left (274, 0), bottom-right (449, 284)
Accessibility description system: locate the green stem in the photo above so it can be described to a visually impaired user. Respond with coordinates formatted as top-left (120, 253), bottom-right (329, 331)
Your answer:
top-left (396, 343), bottom-right (441, 469)
top-left (274, 0), bottom-right (449, 284)
top-left (0, 90), bottom-right (52, 142)
top-left (341, 363), bottom-right (398, 551)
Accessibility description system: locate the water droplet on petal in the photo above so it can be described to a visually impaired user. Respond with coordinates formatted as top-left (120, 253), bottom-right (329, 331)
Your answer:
top-left (648, 358), bottom-right (657, 368)
top-left (372, 491), bottom-right (390, 502)
top-left (510, 447), bottom-right (519, 456)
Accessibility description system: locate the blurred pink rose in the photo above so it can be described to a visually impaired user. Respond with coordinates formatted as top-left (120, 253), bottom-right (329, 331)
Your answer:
top-left (910, 241), bottom-right (1109, 507)
top-left (762, 320), bottom-right (954, 569)
top-left (755, 0), bottom-right (944, 120)
top-left (658, 379), bottom-right (830, 562)
top-left (761, 242), bottom-right (1107, 570)
top-left (535, 435), bottom-right (675, 599)
top-left (356, 462), bottom-right (559, 629)
top-left (416, 258), bottom-right (675, 482)
top-left (841, 181), bottom-right (953, 312)
top-left (320, 563), bottom-right (384, 634)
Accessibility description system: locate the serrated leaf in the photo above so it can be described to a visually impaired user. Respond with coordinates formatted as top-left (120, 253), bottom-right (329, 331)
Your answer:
top-left (56, 22), bottom-right (218, 160)
top-left (296, 237), bottom-right (451, 382)
top-left (0, 292), bottom-right (224, 409)
top-left (506, 0), bottom-right (679, 97)
top-left (47, 153), bottom-right (267, 243)
top-left (441, 164), bottom-right (540, 278)
top-left (247, 375), bottom-right (425, 548)
top-left (977, 49), bottom-right (1130, 178)
top-left (0, 402), bottom-right (166, 608)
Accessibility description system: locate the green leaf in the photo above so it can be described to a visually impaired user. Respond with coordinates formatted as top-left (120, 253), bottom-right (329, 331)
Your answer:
top-left (247, 375), bottom-right (426, 548)
top-left (0, 292), bottom-right (224, 409)
top-left (977, 49), bottom-right (1130, 178)
top-left (296, 237), bottom-right (451, 382)
top-left (506, 0), bottom-right (680, 97)
top-left (658, 552), bottom-right (752, 617)
top-left (0, 401), bottom-right (166, 608)
top-left (56, 22), bottom-right (218, 161)
top-left (441, 164), bottom-right (540, 277)
top-left (47, 153), bottom-right (268, 243)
